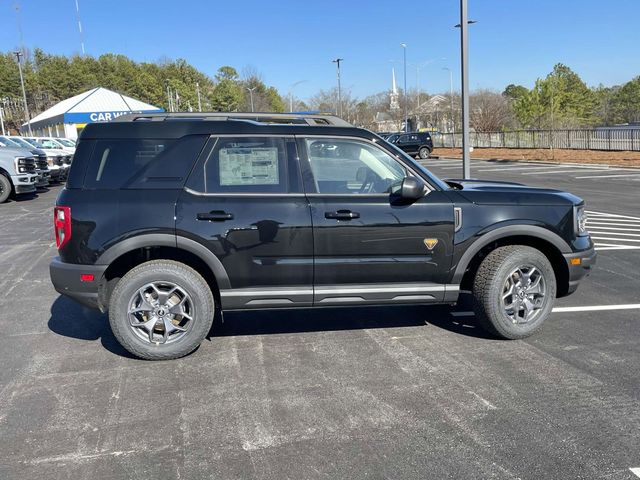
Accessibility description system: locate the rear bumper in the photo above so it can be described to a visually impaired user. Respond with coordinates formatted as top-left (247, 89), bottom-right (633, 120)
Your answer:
top-left (49, 257), bottom-right (107, 310)
top-left (563, 245), bottom-right (597, 295)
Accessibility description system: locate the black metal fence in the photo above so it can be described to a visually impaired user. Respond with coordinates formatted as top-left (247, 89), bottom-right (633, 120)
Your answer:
top-left (433, 129), bottom-right (640, 151)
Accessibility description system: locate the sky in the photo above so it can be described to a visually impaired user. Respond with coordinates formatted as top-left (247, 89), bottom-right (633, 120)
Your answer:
top-left (1, 0), bottom-right (638, 101)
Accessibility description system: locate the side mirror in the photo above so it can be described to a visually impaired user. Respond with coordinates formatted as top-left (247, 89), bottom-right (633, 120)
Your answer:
top-left (400, 177), bottom-right (425, 201)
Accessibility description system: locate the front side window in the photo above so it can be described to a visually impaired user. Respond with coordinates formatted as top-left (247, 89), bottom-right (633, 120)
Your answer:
top-left (39, 139), bottom-right (62, 149)
top-left (305, 138), bottom-right (406, 194)
top-left (198, 137), bottom-right (289, 194)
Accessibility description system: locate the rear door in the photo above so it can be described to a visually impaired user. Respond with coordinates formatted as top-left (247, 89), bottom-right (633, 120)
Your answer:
top-left (177, 135), bottom-right (313, 309)
top-left (299, 135), bottom-right (455, 306)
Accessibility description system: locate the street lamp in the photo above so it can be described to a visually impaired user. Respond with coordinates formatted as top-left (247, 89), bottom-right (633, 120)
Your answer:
top-left (442, 67), bottom-right (455, 133)
top-left (400, 43), bottom-right (408, 132)
top-left (454, 0), bottom-right (477, 179)
top-left (14, 51), bottom-right (32, 136)
top-left (332, 58), bottom-right (343, 117)
top-left (288, 80), bottom-right (306, 112)
top-left (245, 86), bottom-right (257, 112)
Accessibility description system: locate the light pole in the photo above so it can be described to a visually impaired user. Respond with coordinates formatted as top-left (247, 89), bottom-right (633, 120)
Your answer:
top-left (401, 43), bottom-right (408, 132)
top-left (442, 67), bottom-right (455, 132)
top-left (288, 80), bottom-right (306, 112)
top-left (196, 82), bottom-right (202, 112)
top-left (455, 0), bottom-right (476, 179)
top-left (332, 58), bottom-right (343, 117)
top-left (14, 51), bottom-right (32, 136)
top-left (75, 0), bottom-right (85, 55)
top-left (245, 87), bottom-right (257, 112)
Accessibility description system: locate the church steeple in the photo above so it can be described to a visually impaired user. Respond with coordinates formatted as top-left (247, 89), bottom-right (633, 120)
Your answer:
top-left (390, 68), bottom-right (400, 111)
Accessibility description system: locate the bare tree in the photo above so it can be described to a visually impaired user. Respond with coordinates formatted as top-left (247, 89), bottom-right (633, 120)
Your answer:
top-left (469, 89), bottom-right (514, 132)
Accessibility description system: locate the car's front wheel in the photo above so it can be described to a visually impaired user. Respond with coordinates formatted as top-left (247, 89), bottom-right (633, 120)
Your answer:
top-left (109, 260), bottom-right (215, 360)
top-left (0, 175), bottom-right (12, 203)
top-left (418, 146), bottom-right (431, 159)
top-left (472, 245), bottom-right (556, 339)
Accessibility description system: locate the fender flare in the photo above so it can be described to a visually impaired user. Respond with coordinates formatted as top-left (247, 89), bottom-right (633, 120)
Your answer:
top-left (451, 225), bottom-right (571, 284)
top-left (96, 233), bottom-right (231, 289)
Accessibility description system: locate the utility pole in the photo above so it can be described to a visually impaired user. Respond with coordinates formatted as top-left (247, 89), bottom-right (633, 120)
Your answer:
top-left (196, 82), bottom-right (202, 112)
top-left (75, 0), bottom-right (85, 55)
top-left (456, 0), bottom-right (476, 179)
top-left (245, 86), bottom-right (256, 112)
top-left (288, 80), bottom-right (306, 113)
top-left (332, 58), bottom-right (343, 117)
top-left (401, 44), bottom-right (408, 132)
top-left (0, 106), bottom-right (5, 136)
top-left (166, 83), bottom-right (172, 112)
top-left (14, 51), bottom-right (32, 136)
top-left (443, 67), bottom-right (455, 132)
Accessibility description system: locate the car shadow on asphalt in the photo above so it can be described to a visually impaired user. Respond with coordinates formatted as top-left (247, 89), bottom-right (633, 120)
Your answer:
top-left (47, 294), bottom-right (494, 359)
top-left (47, 295), bottom-right (138, 359)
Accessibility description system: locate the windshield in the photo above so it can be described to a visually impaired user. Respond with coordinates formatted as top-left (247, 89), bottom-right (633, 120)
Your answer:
top-left (23, 138), bottom-right (46, 148)
top-left (57, 138), bottom-right (76, 147)
top-left (0, 136), bottom-right (22, 148)
top-left (381, 137), bottom-right (451, 190)
top-left (9, 137), bottom-right (35, 149)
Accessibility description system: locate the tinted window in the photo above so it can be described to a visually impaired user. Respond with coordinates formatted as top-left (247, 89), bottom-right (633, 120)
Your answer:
top-left (83, 135), bottom-right (207, 189)
top-left (305, 138), bottom-right (405, 194)
top-left (196, 137), bottom-right (289, 194)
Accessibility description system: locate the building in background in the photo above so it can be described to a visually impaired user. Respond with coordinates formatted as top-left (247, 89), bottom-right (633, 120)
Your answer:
top-left (22, 87), bottom-right (163, 139)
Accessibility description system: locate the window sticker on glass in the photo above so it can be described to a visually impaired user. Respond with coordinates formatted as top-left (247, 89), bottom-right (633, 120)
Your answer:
top-left (219, 147), bottom-right (279, 186)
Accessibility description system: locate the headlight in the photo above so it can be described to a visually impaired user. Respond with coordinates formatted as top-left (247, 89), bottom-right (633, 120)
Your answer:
top-left (574, 205), bottom-right (587, 236)
top-left (14, 157), bottom-right (30, 173)
top-left (47, 156), bottom-right (56, 166)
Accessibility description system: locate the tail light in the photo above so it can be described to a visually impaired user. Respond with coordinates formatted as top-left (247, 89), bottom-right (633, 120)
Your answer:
top-left (54, 206), bottom-right (71, 249)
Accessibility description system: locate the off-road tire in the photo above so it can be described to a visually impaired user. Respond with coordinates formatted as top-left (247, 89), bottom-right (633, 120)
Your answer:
top-left (109, 260), bottom-right (215, 360)
top-left (472, 245), bottom-right (556, 339)
top-left (0, 174), bottom-right (12, 203)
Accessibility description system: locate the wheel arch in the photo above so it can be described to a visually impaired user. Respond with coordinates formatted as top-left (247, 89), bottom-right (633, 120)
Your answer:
top-left (454, 226), bottom-right (571, 298)
top-left (96, 234), bottom-right (230, 310)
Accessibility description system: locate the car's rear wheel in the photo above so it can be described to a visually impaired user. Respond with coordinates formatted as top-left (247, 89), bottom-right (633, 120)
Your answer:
top-left (0, 175), bottom-right (12, 203)
top-left (418, 146), bottom-right (431, 159)
top-left (472, 245), bottom-right (556, 339)
top-left (109, 260), bottom-right (215, 360)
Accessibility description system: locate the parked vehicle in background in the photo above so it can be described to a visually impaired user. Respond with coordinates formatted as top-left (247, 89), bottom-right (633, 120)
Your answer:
top-left (0, 146), bottom-right (38, 203)
top-left (1, 136), bottom-right (50, 187)
top-left (20, 137), bottom-right (67, 182)
top-left (385, 132), bottom-right (434, 159)
top-left (36, 137), bottom-right (76, 156)
top-left (50, 112), bottom-right (595, 360)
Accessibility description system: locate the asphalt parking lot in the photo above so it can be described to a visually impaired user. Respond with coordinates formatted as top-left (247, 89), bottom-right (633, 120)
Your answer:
top-left (1, 164), bottom-right (639, 479)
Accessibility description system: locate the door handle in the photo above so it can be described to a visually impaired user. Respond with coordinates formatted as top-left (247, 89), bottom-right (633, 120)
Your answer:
top-left (325, 210), bottom-right (360, 220)
top-left (197, 211), bottom-right (234, 221)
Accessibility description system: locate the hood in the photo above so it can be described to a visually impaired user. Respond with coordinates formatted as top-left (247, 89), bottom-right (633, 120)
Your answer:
top-left (446, 178), bottom-right (582, 206)
top-left (0, 146), bottom-right (35, 157)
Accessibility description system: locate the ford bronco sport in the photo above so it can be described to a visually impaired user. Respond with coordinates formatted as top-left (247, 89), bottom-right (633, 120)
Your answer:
top-left (49, 112), bottom-right (595, 360)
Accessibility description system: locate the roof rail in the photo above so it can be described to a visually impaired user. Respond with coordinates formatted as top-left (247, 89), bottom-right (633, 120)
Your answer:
top-left (112, 112), bottom-right (353, 127)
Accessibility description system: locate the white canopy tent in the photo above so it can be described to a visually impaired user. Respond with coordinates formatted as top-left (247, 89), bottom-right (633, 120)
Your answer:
top-left (23, 87), bottom-right (163, 139)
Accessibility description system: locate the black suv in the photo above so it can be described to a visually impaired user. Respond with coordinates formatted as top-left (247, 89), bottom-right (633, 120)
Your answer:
top-left (385, 131), bottom-right (434, 159)
top-left (50, 113), bottom-right (595, 360)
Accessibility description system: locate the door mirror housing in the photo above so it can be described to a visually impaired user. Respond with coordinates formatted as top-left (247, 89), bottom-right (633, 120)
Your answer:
top-left (400, 177), bottom-right (425, 201)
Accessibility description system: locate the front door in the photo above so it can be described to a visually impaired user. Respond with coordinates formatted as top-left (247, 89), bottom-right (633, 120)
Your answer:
top-left (177, 135), bottom-right (313, 309)
top-left (299, 136), bottom-right (455, 306)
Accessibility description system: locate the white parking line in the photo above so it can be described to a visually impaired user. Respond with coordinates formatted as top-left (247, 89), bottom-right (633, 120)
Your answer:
top-left (591, 236), bottom-right (640, 243)
top-left (452, 304), bottom-right (640, 317)
top-left (587, 211), bottom-right (640, 220)
top-left (575, 173), bottom-right (640, 179)
top-left (629, 467), bottom-right (640, 478)
top-left (588, 231), bottom-right (640, 237)
top-left (588, 225), bottom-right (640, 232)
top-left (476, 165), bottom-right (572, 172)
top-left (521, 168), bottom-right (612, 175)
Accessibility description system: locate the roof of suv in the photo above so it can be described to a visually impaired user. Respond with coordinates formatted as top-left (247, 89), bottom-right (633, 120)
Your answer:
top-left (113, 112), bottom-right (352, 126)
top-left (81, 113), bottom-right (372, 140)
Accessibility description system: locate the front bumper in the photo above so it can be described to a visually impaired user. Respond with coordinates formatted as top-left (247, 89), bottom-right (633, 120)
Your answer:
top-left (563, 244), bottom-right (597, 295)
top-left (50, 257), bottom-right (108, 310)
top-left (36, 170), bottom-right (50, 188)
top-left (11, 174), bottom-right (37, 194)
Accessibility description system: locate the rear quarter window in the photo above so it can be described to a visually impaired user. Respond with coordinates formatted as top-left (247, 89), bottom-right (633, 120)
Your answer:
top-left (82, 135), bottom-right (207, 189)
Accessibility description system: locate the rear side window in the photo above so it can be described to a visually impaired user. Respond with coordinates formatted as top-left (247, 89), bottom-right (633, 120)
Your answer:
top-left (83, 135), bottom-right (207, 189)
top-left (187, 136), bottom-right (296, 194)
